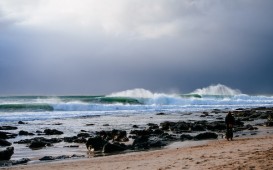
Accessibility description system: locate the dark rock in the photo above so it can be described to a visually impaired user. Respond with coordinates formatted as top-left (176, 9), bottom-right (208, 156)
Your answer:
top-left (132, 125), bottom-right (139, 128)
top-left (71, 154), bottom-right (85, 158)
top-left (86, 136), bottom-right (108, 151)
top-left (0, 131), bottom-right (17, 139)
top-left (156, 112), bottom-right (166, 115)
top-left (0, 147), bottom-right (14, 160)
top-left (235, 119), bottom-right (244, 126)
top-left (180, 134), bottom-right (194, 141)
top-left (77, 133), bottom-right (91, 138)
top-left (245, 124), bottom-right (255, 130)
top-left (102, 143), bottom-right (126, 153)
top-left (194, 132), bottom-right (218, 140)
top-left (0, 158), bottom-right (30, 166)
top-left (96, 129), bottom-right (129, 142)
top-left (63, 136), bottom-right (77, 143)
top-left (74, 137), bottom-right (87, 143)
top-left (202, 112), bottom-right (209, 116)
top-left (160, 121), bottom-right (191, 132)
top-left (191, 124), bottom-right (206, 131)
top-left (160, 133), bottom-right (178, 141)
top-left (15, 137), bottom-right (62, 149)
top-left (170, 122), bottom-right (190, 132)
top-left (160, 121), bottom-right (173, 131)
top-left (63, 136), bottom-right (86, 143)
top-left (0, 139), bottom-right (11, 146)
top-left (11, 158), bottom-right (30, 165)
top-left (132, 136), bottom-right (167, 150)
top-left (255, 107), bottom-right (266, 110)
top-left (18, 121), bottom-right (27, 124)
top-left (103, 124), bottom-right (110, 126)
top-left (39, 155), bottom-right (82, 161)
top-left (265, 121), bottom-right (273, 127)
top-left (206, 122), bottom-right (226, 131)
top-left (19, 130), bottom-right (34, 136)
top-left (132, 136), bottom-right (149, 149)
top-left (233, 110), bottom-right (252, 117)
top-left (29, 140), bottom-right (50, 149)
top-left (52, 123), bottom-right (62, 125)
top-left (0, 126), bottom-right (17, 130)
top-left (86, 123), bottom-right (95, 126)
top-left (258, 112), bottom-right (269, 119)
top-left (44, 129), bottom-right (63, 135)
top-left (111, 129), bottom-right (128, 142)
top-left (249, 113), bottom-right (260, 119)
top-left (55, 155), bottom-right (70, 160)
top-left (64, 145), bottom-right (79, 148)
top-left (130, 129), bottom-right (151, 136)
top-left (147, 123), bottom-right (159, 129)
top-left (152, 129), bottom-right (164, 135)
top-left (39, 156), bottom-right (55, 161)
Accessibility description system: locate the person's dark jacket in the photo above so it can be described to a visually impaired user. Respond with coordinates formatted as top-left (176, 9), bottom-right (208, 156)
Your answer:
top-left (225, 113), bottom-right (235, 125)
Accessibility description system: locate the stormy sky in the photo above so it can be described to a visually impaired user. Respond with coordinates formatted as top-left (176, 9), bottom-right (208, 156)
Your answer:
top-left (0, 0), bottom-right (273, 95)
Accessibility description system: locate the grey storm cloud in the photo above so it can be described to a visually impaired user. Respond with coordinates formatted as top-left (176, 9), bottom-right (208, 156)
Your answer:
top-left (0, 0), bottom-right (273, 95)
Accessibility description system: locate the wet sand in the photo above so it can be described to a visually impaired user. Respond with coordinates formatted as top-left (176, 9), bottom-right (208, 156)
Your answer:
top-left (6, 133), bottom-right (273, 170)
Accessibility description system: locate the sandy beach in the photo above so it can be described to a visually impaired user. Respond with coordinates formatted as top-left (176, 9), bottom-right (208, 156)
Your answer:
top-left (4, 133), bottom-right (273, 170)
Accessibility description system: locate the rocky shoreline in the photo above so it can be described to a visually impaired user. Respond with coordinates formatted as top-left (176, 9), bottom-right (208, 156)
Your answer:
top-left (1, 107), bottom-right (273, 167)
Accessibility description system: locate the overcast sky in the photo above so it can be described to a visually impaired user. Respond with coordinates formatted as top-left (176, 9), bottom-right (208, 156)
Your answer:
top-left (0, 0), bottom-right (273, 95)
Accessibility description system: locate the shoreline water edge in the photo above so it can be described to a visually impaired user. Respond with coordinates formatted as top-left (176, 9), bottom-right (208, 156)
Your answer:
top-left (1, 106), bottom-right (273, 168)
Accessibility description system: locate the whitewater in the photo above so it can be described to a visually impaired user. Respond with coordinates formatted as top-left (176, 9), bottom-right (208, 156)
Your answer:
top-left (1, 84), bottom-right (273, 123)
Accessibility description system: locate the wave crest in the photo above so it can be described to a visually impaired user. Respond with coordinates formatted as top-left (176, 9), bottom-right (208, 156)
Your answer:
top-left (191, 84), bottom-right (241, 96)
top-left (107, 88), bottom-right (155, 98)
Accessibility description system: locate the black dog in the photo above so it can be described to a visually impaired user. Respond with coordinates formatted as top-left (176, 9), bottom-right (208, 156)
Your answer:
top-left (86, 136), bottom-right (107, 151)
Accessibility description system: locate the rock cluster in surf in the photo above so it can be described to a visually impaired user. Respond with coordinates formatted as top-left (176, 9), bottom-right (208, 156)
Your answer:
top-left (1, 107), bottom-right (273, 166)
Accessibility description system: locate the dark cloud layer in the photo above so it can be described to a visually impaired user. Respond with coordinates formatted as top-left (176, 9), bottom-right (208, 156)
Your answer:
top-left (0, 0), bottom-right (273, 95)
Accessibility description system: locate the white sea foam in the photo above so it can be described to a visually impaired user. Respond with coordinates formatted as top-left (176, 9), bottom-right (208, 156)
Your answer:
top-left (108, 88), bottom-right (156, 98)
top-left (191, 84), bottom-right (241, 96)
top-left (1, 84), bottom-right (273, 122)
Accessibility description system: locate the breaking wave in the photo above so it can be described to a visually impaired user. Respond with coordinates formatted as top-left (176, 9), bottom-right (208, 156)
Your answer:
top-left (1, 84), bottom-right (273, 113)
top-left (191, 84), bottom-right (241, 96)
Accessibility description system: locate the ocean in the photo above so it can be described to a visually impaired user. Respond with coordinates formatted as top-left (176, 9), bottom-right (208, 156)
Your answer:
top-left (1, 85), bottom-right (273, 123)
top-left (1, 84), bottom-right (273, 161)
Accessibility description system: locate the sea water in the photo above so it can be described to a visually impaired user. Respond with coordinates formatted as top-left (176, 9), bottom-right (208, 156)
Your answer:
top-left (1, 84), bottom-right (273, 122)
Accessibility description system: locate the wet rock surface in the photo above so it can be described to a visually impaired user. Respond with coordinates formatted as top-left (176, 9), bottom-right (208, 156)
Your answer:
top-left (0, 131), bottom-right (17, 139)
top-left (14, 137), bottom-right (63, 149)
top-left (0, 126), bottom-right (18, 130)
top-left (0, 106), bottom-right (273, 166)
top-left (39, 155), bottom-right (85, 161)
top-left (0, 147), bottom-right (14, 160)
top-left (0, 158), bottom-right (30, 166)
top-left (44, 129), bottom-right (64, 135)
top-left (0, 139), bottom-right (11, 146)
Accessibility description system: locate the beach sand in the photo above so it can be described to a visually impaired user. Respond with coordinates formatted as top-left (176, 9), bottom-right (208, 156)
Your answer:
top-left (5, 133), bottom-right (273, 170)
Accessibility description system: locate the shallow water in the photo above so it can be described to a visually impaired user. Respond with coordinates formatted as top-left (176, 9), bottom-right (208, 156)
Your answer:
top-left (1, 111), bottom-right (227, 161)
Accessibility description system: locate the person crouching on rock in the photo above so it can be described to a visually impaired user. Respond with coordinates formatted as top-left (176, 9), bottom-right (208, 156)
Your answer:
top-left (225, 111), bottom-right (235, 141)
